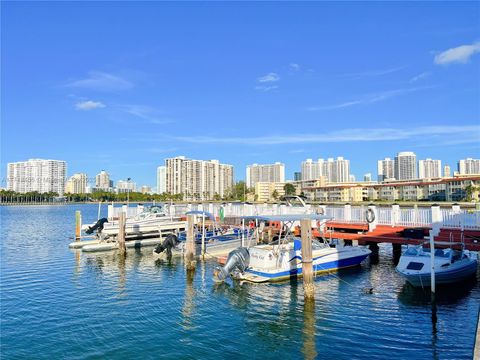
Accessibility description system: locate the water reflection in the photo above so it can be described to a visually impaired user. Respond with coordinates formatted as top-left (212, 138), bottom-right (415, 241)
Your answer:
top-left (181, 267), bottom-right (196, 330)
top-left (302, 298), bottom-right (317, 360)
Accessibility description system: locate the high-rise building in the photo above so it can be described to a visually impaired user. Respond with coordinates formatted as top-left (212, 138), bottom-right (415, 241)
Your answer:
top-left (395, 152), bottom-right (417, 180)
top-left (117, 179), bottom-right (136, 193)
top-left (364, 173), bottom-right (372, 182)
top-left (165, 156), bottom-right (234, 200)
top-left (349, 174), bottom-right (356, 182)
top-left (141, 185), bottom-right (152, 194)
top-left (65, 173), bottom-right (87, 194)
top-left (444, 165), bottom-right (451, 178)
top-left (377, 158), bottom-right (395, 182)
top-left (246, 162), bottom-right (285, 188)
top-left (95, 170), bottom-right (111, 190)
top-left (157, 166), bottom-right (166, 194)
top-left (320, 157), bottom-right (350, 183)
top-left (418, 158), bottom-right (442, 179)
top-left (7, 159), bottom-right (67, 195)
top-left (294, 172), bottom-right (302, 181)
top-left (458, 158), bottom-right (480, 175)
top-left (301, 159), bottom-right (324, 181)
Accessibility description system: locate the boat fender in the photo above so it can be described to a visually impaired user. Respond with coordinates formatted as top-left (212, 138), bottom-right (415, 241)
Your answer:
top-left (85, 218), bottom-right (109, 235)
top-left (154, 234), bottom-right (180, 258)
top-left (213, 247), bottom-right (250, 282)
top-left (366, 209), bottom-right (375, 223)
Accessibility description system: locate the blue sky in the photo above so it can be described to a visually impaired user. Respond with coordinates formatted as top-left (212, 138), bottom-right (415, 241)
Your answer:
top-left (2, 2), bottom-right (479, 188)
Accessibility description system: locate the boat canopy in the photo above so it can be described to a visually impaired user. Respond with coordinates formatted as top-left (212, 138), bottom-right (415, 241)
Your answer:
top-left (185, 210), bottom-right (216, 221)
top-left (241, 214), bottom-right (331, 222)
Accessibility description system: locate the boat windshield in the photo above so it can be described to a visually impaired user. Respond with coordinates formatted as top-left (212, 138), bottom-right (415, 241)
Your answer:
top-left (404, 247), bottom-right (418, 256)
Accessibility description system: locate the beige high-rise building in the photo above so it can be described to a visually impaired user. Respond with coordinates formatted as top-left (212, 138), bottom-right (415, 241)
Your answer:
top-left (246, 162), bottom-right (285, 188)
top-left (323, 157), bottom-right (350, 183)
top-left (301, 159), bottom-right (324, 181)
top-left (7, 159), bottom-right (67, 195)
top-left (458, 158), bottom-right (480, 175)
top-left (165, 156), bottom-right (234, 200)
top-left (418, 158), bottom-right (442, 179)
top-left (65, 173), bottom-right (87, 194)
top-left (377, 157), bottom-right (395, 182)
top-left (95, 170), bottom-right (111, 190)
top-left (444, 165), bottom-right (451, 178)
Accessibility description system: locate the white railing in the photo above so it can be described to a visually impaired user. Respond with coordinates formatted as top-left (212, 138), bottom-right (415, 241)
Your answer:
top-left (105, 203), bottom-right (479, 230)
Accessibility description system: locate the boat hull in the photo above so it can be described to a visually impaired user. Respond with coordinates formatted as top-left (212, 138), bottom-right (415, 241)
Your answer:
top-left (397, 260), bottom-right (478, 287)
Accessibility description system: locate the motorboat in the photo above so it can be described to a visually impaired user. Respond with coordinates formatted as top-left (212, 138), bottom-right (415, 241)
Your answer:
top-left (396, 245), bottom-right (478, 287)
top-left (213, 214), bottom-right (371, 283)
top-left (83, 204), bottom-right (185, 236)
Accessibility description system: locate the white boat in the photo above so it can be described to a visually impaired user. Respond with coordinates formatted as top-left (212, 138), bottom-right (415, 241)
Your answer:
top-left (396, 245), bottom-right (478, 287)
top-left (83, 205), bottom-right (185, 236)
top-left (213, 214), bottom-right (371, 283)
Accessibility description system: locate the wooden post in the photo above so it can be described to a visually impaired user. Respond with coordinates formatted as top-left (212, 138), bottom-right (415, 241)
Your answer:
top-left (75, 210), bottom-right (82, 241)
top-left (301, 219), bottom-right (314, 299)
top-left (118, 211), bottom-right (126, 256)
top-left (185, 214), bottom-right (196, 270)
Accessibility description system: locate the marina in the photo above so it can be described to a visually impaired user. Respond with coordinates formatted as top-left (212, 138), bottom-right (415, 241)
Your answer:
top-left (1, 203), bottom-right (479, 359)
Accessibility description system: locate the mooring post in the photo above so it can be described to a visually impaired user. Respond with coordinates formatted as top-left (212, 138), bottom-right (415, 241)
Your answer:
top-left (75, 210), bottom-right (82, 241)
top-left (185, 214), bottom-right (196, 270)
top-left (118, 211), bottom-right (126, 256)
top-left (301, 218), bottom-right (314, 299)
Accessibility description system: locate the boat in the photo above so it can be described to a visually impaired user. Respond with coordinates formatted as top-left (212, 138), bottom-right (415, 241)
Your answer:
top-left (213, 214), bottom-right (371, 283)
top-left (396, 245), bottom-right (478, 287)
top-left (82, 204), bottom-right (185, 237)
top-left (152, 211), bottom-right (252, 258)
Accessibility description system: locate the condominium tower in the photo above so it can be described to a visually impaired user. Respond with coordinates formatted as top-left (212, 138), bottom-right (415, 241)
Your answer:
top-left (246, 162), bottom-right (285, 188)
top-left (7, 159), bottom-right (67, 195)
top-left (418, 158), bottom-right (442, 179)
top-left (95, 170), bottom-right (112, 190)
top-left (377, 158), bottom-right (395, 182)
top-left (166, 156), bottom-right (234, 200)
top-left (301, 157), bottom-right (350, 183)
top-left (394, 152), bottom-right (417, 180)
top-left (65, 173), bottom-right (88, 194)
top-left (458, 158), bottom-right (480, 175)
top-left (157, 166), bottom-right (167, 194)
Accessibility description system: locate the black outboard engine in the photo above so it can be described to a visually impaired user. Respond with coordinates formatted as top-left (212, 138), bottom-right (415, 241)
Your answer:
top-left (213, 247), bottom-right (250, 282)
top-left (154, 234), bottom-right (180, 259)
top-left (85, 218), bottom-right (108, 235)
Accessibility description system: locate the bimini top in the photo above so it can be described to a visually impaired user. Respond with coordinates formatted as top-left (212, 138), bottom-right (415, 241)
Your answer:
top-left (241, 214), bottom-right (331, 222)
top-left (185, 210), bottom-right (216, 221)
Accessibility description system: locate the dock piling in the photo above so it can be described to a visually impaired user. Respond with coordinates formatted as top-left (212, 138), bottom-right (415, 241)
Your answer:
top-left (75, 210), bottom-right (82, 241)
top-left (301, 219), bottom-right (315, 300)
top-left (118, 211), bottom-right (126, 256)
top-left (185, 214), bottom-right (196, 270)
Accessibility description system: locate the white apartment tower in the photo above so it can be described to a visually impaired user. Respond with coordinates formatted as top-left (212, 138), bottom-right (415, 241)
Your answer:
top-left (165, 156), bottom-right (234, 200)
top-left (418, 158), bottom-right (442, 179)
top-left (377, 158), bottom-right (395, 182)
top-left (95, 170), bottom-right (111, 190)
top-left (65, 173), bottom-right (87, 194)
top-left (320, 157), bottom-right (350, 183)
top-left (246, 162), bottom-right (285, 188)
top-left (395, 152), bottom-right (417, 180)
top-left (301, 159), bottom-right (324, 181)
top-left (117, 179), bottom-right (136, 193)
top-left (157, 166), bottom-right (167, 194)
top-left (458, 158), bottom-right (480, 175)
top-left (444, 165), bottom-right (451, 178)
top-left (7, 159), bottom-right (67, 195)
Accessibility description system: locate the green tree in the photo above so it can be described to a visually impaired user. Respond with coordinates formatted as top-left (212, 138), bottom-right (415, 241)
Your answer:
top-left (284, 183), bottom-right (296, 196)
top-left (272, 190), bottom-right (279, 200)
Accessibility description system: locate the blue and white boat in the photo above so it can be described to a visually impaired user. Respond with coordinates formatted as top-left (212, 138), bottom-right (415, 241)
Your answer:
top-left (213, 214), bottom-right (371, 283)
top-left (396, 245), bottom-right (478, 287)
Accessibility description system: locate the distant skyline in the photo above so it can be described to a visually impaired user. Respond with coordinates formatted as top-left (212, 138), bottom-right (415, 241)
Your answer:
top-left (2, 2), bottom-right (479, 188)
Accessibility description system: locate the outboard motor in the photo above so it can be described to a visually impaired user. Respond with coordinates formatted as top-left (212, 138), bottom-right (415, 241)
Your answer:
top-left (213, 247), bottom-right (250, 282)
top-left (154, 234), bottom-right (180, 259)
top-left (85, 218), bottom-right (108, 235)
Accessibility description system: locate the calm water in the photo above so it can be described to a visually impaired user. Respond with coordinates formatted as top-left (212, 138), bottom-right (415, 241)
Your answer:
top-left (1, 205), bottom-right (479, 359)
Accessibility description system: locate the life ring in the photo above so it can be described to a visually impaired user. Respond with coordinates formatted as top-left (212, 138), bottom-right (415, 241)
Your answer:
top-left (366, 208), bottom-right (375, 223)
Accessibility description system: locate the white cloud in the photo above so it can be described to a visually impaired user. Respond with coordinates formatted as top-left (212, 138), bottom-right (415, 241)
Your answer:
top-left (409, 72), bottom-right (430, 83)
top-left (67, 71), bottom-right (133, 91)
top-left (120, 104), bottom-right (173, 124)
top-left (254, 85), bottom-right (279, 92)
top-left (75, 100), bottom-right (106, 111)
top-left (340, 66), bottom-right (407, 79)
top-left (434, 42), bottom-right (480, 65)
top-left (289, 63), bottom-right (300, 71)
top-left (171, 125), bottom-right (479, 146)
top-left (257, 72), bottom-right (280, 83)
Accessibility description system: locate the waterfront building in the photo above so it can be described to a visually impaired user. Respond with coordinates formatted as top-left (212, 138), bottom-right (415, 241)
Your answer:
top-left (95, 170), bottom-right (112, 190)
top-left (246, 162), bottom-right (285, 188)
top-left (294, 172), bottom-right (302, 181)
top-left (254, 182), bottom-right (286, 202)
top-left (364, 173), bottom-right (372, 182)
top-left (157, 166), bottom-right (166, 194)
top-left (165, 156), bottom-right (234, 201)
top-left (377, 157), bottom-right (395, 182)
top-left (7, 158), bottom-right (67, 195)
top-left (444, 165), bottom-right (451, 178)
top-left (141, 185), bottom-right (152, 194)
top-left (395, 152), bottom-right (417, 180)
top-left (117, 179), bottom-right (136, 193)
top-left (65, 173), bottom-right (87, 194)
top-left (349, 174), bottom-right (356, 182)
top-left (301, 159), bottom-right (324, 181)
top-left (458, 158), bottom-right (480, 175)
top-left (418, 158), bottom-right (442, 179)
top-left (317, 157), bottom-right (350, 183)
